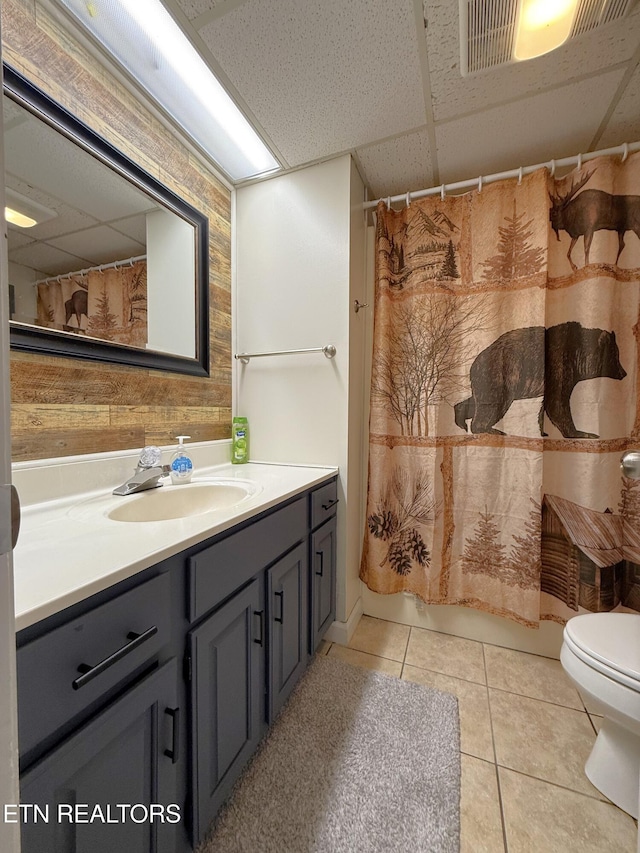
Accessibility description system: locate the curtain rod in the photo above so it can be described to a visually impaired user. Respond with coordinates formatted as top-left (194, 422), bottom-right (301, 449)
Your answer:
top-left (34, 254), bottom-right (146, 287)
top-left (363, 140), bottom-right (640, 211)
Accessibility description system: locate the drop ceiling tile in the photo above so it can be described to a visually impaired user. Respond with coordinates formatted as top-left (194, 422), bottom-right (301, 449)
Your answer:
top-left (111, 214), bottom-right (148, 246)
top-left (5, 112), bottom-right (157, 221)
top-left (436, 69), bottom-right (627, 185)
top-left (598, 65), bottom-right (640, 149)
top-left (357, 129), bottom-right (434, 199)
top-left (424, 2), bottom-right (640, 123)
top-left (198, 0), bottom-right (427, 166)
top-left (174, 0), bottom-right (219, 20)
top-left (7, 229), bottom-right (34, 252)
top-left (8, 243), bottom-right (89, 278)
top-left (2, 96), bottom-right (28, 128)
top-left (27, 209), bottom-right (98, 242)
top-left (48, 226), bottom-right (145, 266)
top-left (5, 177), bottom-right (100, 242)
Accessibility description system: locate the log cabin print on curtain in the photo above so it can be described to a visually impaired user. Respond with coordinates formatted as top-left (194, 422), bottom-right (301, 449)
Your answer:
top-left (360, 155), bottom-right (640, 627)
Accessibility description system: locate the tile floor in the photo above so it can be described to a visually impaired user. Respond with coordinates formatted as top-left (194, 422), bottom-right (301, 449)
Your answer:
top-left (319, 615), bottom-right (638, 852)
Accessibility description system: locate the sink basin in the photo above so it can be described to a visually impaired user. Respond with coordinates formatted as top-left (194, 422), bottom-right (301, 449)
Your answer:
top-left (106, 481), bottom-right (256, 523)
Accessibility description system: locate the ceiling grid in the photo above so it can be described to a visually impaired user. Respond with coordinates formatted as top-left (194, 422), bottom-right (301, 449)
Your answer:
top-left (35, 0), bottom-right (640, 197)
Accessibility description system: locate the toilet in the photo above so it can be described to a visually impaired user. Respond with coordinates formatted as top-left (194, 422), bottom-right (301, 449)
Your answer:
top-left (560, 612), bottom-right (640, 820)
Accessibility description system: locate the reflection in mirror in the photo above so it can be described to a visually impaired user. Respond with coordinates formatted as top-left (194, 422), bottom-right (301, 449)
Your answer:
top-left (4, 64), bottom-right (210, 376)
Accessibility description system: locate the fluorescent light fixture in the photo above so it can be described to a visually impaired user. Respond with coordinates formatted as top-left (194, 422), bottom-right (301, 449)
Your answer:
top-left (5, 207), bottom-right (37, 228)
top-left (56, 0), bottom-right (280, 181)
top-left (4, 189), bottom-right (58, 228)
top-left (514, 0), bottom-right (579, 61)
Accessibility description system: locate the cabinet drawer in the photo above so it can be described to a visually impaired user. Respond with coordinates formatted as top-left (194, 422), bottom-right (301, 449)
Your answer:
top-left (310, 478), bottom-right (338, 529)
top-left (17, 571), bottom-right (171, 761)
top-left (188, 496), bottom-right (307, 623)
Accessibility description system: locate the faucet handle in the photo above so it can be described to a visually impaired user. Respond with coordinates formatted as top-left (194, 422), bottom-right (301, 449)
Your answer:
top-left (138, 445), bottom-right (162, 469)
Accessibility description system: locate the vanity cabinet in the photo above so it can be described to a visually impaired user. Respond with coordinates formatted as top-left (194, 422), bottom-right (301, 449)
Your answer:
top-left (310, 516), bottom-right (337, 652)
top-left (16, 566), bottom-right (187, 853)
top-left (267, 541), bottom-right (308, 721)
top-left (185, 493), bottom-right (309, 841)
top-left (309, 478), bottom-right (338, 653)
top-left (187, 578), bottom-right (266, 843)
top-left (16, 475), bottom-right (338, 853)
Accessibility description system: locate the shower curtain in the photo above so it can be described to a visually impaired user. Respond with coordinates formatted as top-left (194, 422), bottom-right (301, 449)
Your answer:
top-left (360, 154), bottom-right (640, 627)
top-left (36, 259), bottom-right (147, 347)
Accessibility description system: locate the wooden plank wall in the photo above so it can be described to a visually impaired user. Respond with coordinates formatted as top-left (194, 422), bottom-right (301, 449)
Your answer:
top-left (3, 0), bottom-right (233, 461)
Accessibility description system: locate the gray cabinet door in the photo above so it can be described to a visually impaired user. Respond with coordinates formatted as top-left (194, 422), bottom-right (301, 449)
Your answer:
top-left (268, 542), bottom-right (308, 721)
top-left (188, 578), bottom-right (265, 844)
top-left (19, 659), bottom-right (180, 853)
top-left (311, 516), bottom-right (337, 652)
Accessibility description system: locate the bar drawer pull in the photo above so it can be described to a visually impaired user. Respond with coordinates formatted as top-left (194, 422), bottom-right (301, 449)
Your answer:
top-left (72, 625), bottom-right (158, 690)
top-left (274, 590), bottom-right (284, 624)
top-left (321, 498), bottom-right (339, 511)
top-left (254, 610), bottom-right (264, 646)
top-left (315, 551), bottom-right (324, 577)
top-left (164, 707), bottom-right (180, 764)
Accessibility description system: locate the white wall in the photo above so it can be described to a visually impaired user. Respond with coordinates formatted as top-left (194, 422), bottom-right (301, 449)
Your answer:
top-left (8, 261), bottom-right (37, 324)
top-left (234, 155), bottom-right (365, 624)
top-left (146, 209), bottom-right (195, 357)
top-left (344, 160), bottom-right (367, 623)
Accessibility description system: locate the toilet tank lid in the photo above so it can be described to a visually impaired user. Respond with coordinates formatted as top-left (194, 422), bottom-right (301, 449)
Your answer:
top-left (564, 613), bottom-right (640, 682)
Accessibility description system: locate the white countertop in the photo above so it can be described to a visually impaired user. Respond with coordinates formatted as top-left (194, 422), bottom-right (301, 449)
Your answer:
top-left (13, 460), bottom-right (337, 632)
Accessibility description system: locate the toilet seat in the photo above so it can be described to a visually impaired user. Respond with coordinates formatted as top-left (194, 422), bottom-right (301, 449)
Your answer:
top-left (564, 613), bottom-right (640, 694)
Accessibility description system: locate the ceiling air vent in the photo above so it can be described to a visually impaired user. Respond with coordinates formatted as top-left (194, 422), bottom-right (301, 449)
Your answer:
top-left (460, 0), bottom-right (636, 76)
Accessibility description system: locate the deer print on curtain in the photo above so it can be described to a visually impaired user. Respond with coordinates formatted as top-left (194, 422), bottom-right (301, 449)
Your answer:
top-left (360, 156), bottom-right (640, 627)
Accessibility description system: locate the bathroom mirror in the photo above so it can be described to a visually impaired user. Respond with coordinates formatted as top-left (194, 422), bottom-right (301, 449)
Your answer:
top-left (4, 64), bottom-right (210, 376)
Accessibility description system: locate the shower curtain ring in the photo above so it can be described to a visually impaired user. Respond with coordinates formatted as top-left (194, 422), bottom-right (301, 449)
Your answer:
top-left (406, 191), bottom-right (411, 208)
top-left (622, 142), bottom-right (629, 162)
top-left (478, 174), bottom-right (483, 193)
top-left (550, 159), bottom-right (556, 177)
top-left (517, 166), bottom-right (523, 185)
top-left (577, 152), bottom-right (583, 170)
top-left (441, 184), bottom-right (446, 200)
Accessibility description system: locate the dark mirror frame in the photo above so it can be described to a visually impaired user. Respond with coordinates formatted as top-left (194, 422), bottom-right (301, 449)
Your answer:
top-left (4, 64), bottom-right (210, 377)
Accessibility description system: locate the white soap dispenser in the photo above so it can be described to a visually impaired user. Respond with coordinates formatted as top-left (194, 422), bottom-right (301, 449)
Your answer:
top-left (170, 435), bottom-right (193, 484)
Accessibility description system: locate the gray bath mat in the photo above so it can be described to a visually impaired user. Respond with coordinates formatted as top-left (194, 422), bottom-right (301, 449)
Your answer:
top-left (200, 655), bottom-right (460, 852)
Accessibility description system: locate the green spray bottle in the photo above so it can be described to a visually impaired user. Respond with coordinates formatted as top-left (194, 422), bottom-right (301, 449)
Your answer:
top-left (232, 417), bottom-right (249, 464)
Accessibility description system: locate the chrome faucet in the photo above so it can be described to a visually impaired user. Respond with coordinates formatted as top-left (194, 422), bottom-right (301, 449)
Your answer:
top-left (113, 446), bottom-right (169, 496)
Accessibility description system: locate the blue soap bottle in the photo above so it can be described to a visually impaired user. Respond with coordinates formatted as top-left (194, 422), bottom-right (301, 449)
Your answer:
top-left (170, 435), bottom-right (193, 484)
